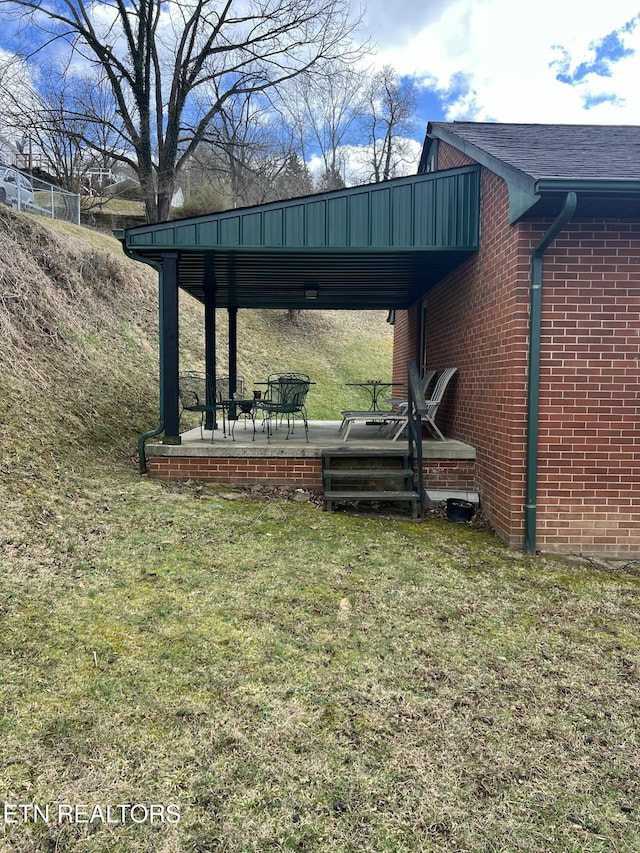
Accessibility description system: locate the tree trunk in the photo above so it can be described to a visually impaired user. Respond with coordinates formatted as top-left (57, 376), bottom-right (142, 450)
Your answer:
top-left (156, 186), bottom-right (174, 223)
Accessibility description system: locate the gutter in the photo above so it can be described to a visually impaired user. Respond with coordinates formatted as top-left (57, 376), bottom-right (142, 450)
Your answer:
top-left (117, 233), bottom-right (165, 474)
top-left (524, 192), bottom-right (577, 555)
top-left (535, 177), bottom-right (640, 195)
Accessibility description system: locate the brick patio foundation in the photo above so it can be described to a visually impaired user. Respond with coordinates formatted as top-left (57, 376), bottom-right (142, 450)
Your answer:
top-left (147, 453), bottom-right (476, 493)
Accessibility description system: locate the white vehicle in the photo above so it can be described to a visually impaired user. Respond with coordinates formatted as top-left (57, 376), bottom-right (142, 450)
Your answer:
top-left (0, 167), bottom-right (35, 209)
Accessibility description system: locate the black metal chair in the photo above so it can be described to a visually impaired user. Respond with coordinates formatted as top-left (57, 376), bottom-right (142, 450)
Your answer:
top-left (215, 375), bottom-right (244, 403)
top-left (215, 375), bottom-right (245, 437)
top-left (255, 373), bottom-right (311, 442)
top-left (178, 371), bottom-right (217, 442)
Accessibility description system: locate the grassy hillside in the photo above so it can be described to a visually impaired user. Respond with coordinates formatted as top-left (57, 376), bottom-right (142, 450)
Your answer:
top-left (190, 307), bottom-right (394, 419)
top-left (0, 207), bottom-right (392, 469)
top-left (0, 204), bottom-right (391, 595)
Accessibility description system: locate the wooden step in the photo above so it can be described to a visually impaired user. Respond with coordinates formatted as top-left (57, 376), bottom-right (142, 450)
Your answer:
top-left (321, 449), bottom-right (422, 519)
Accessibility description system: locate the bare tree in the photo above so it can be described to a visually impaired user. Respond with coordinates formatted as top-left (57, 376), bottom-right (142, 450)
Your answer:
top-left (208, 92), bottom-right (315, 206)
top-left (205, 89), bottom-right (286, 207)
top-left (28, 88), bottom-right (86, 191)
top-left (279, 65), bottom-right (367, 190)
top-left (1, 0), bottom-right (366, 222)
top-left (70, 73), bottom-right (127, 186)
top-left (0, 52), bottom-right (37, 160)
top-left (178, 86), bottom-right (315, 214)
top-left (1, 62), bottom-right (127, 225)
top-left (360, 66), bottom-right (418, 182)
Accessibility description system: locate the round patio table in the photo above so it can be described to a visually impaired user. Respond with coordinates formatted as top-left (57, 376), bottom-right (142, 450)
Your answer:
top-left (345, 380), bottom-right (401, 412)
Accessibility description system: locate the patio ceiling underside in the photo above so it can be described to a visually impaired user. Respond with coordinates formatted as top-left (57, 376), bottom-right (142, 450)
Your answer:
top-left (152, 246), bottom-right (476, 309)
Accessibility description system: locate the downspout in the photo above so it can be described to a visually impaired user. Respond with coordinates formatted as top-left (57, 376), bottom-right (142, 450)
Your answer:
top-left (120, 240), bottom-right (164, 474)
top-left (524, 192), bottom-right (577, 554)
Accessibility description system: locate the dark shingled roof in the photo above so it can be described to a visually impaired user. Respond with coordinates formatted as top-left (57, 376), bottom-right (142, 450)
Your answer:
top-left (426, 122), bottom-right (640, 181)
top-left (423, 122), bottom-right (640, 221)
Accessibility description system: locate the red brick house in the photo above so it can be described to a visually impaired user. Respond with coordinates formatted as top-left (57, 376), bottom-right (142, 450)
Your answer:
top-left (393, 123), bottom-right (640, 557)
top-left (124, 122), bottom-right (639, 559)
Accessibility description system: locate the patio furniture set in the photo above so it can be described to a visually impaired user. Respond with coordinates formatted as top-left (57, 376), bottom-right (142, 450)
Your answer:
top-left (339, 368), bottom-right (457, 441)
top-left (178, 367), bottom-right (456, 444)
top-left (178, 371), bottom-right (313, 443)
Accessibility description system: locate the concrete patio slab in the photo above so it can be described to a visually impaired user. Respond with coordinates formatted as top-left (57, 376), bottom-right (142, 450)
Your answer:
top-left (144, 420), bottom-right (476, 460)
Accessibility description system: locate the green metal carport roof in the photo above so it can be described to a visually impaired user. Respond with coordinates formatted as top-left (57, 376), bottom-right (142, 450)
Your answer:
top-left (123, 166), bottom-right (480, 310)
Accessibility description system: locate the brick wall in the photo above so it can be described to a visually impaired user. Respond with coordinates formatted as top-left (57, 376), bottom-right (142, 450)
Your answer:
top-left (147, 453), bottom-right (475, 503)
top-left (392, 302), bottom-right (419, 397)
top-left (435, 145), bottom-right (477, 171)
top-left (407, 140), bottom-right (640, 557)
top-left (530, 218), bottom-right (640, 556)
top-left (421, 459), bottom-right (476, 491)
top-left (417, 164), bottom-right (529, 546)
top-left (148, 455), bottom-right (324, 488)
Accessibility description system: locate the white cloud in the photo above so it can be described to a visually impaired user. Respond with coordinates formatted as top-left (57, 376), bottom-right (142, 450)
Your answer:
top-left (366, 0), bottom-right (640, 123)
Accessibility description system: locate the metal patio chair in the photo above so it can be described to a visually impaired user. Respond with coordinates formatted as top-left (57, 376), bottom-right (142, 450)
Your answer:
top-left (338, 373), bottom-right (436, 441)
top-left (215, 375), bottom-right (244, 403)
top-left (178, 371), bottom-right (217, 442)
top-left (255, 372), bottom-right (311, 442)
top-left (386, 369), bottom-right (436, 414)
top-left (385, 367), bottom-right (458, 441)
top-left (215, 375), bottom-right (245, 437)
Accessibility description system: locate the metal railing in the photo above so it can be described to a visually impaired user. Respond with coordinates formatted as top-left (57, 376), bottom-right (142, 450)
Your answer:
top-left (1, 164), bottom-right (80, 224)
top-left (406, 359), bottom-right (426, 517)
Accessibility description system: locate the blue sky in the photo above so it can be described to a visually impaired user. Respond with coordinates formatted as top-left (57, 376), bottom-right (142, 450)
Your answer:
top-left (361, 0), bottom-right (640, 134)
top-left (3, 0), bottom-right (639, 136)
top-left (2, 0), bottom-right (639, 135)
top-left (1, 0), bottom-right (639, 180)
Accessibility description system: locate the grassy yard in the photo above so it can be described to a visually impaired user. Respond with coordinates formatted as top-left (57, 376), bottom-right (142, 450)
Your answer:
top-left (1, 461), bottom-right (639, 852)
top-left (0, 206), bottom-right (638, 852)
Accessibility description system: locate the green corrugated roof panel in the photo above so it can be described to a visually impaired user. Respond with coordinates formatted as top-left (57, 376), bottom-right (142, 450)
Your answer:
top-left (124, 166), bottom-right (480, 310)
top-left (127, 166), bottom-right (480, 252)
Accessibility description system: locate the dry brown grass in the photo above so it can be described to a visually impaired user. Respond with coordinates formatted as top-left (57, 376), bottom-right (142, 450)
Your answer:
top-left (0, 208), bottom-right (151, 358)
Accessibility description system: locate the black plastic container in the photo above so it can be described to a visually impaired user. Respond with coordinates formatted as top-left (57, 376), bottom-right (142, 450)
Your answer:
top-left (446, 498), bottom-right (475, 523)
